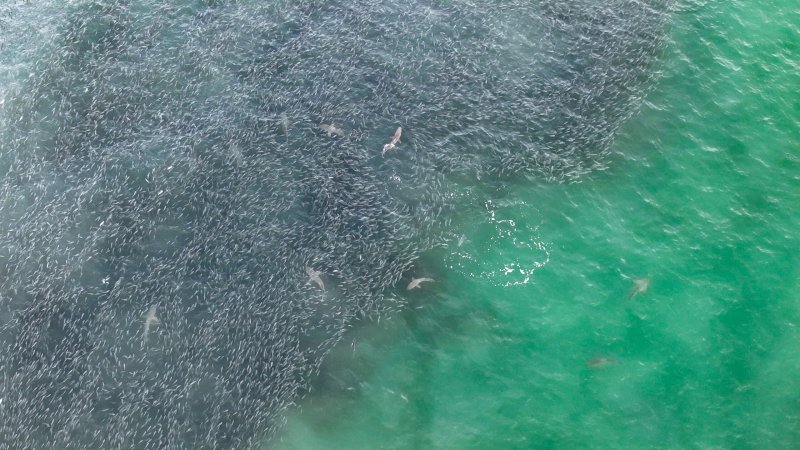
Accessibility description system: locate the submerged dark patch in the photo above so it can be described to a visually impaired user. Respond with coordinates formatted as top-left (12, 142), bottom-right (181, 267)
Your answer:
top-left (0, 0), bottom-right (670, 448)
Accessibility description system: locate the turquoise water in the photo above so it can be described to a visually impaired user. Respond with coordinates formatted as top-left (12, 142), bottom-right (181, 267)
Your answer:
top-left (273, 1), bottom-right (800, 449)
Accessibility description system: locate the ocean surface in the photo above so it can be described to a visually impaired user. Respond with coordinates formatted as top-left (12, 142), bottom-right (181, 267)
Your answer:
top-left (0, 0), bottom-right (798, 449)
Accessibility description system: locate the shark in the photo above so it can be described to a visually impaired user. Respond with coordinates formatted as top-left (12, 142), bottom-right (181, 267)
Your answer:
top-left (143, 305), bottom-right (160, 342)
top-left (306, 266), bottom-right (325, 291)
top-left (627, 277), bottom-right (651, 299)
top-left (281, 113), bottom-right (290, 142)
top-left (319, 123), bottom-right (344, 138)
top-left (586, 356), bottom-right (617, 369)
top-left (382, 127), bottom-right (402, 156)
top-left (406, 277), bottom-right (434, 290)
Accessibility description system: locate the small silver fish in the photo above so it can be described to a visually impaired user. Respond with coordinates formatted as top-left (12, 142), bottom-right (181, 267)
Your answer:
top-left (407, 277), bottom-right (434, 290)
top-left (306, 266), bottom-right (325, 291)
top-left (320, 123), bottom-right (344, 137)
top-left (143, 305), bottom-right (160, 341)
top-left (457, 234), bottom-right (467, 247)
top-left (628, 277), bottom-right (651, 299)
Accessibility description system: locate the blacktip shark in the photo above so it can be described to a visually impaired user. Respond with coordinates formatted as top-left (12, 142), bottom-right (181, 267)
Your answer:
top-left (382, 127), bottom-right (402, 156)
top-left (627, 277), bottom-right (651, 299)
top-left (143, 304), bottom-right (160, 342)
top-left (305, 266), bottom-right (325, 291)
top-left (406, 277), bottom-right (434, 290)
top-left (586, 356), bottom-right (617, 369)
top-left (319, 123), bottom-right (344, 138)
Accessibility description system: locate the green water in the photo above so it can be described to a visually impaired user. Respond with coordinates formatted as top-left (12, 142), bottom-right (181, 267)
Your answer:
top-left (272, 1), bottom-right (800, 449)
